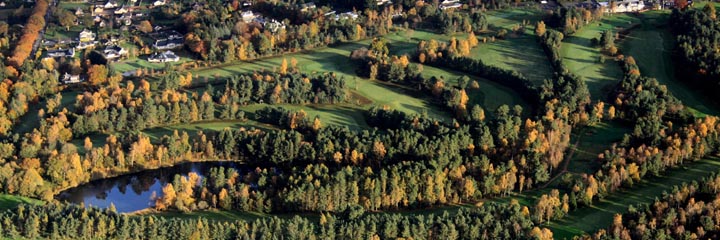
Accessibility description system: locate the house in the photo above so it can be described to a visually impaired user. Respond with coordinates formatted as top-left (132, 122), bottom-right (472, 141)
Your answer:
top-left (376, 0), bottom-right (392, 5)
top-left (241, 10), bottom-right (255, 22)
top-left (338, 11), bottom-right (359, 20)
top-left (604, 0), bottom-right (645, 13)
top-left (61, 73), bottom-right (84, 84)
top-left (153, 0), bottom-right (165, 6)
top-left (114, 5), bottom-right (129, 14)
top-left (93, 7), bottom-right (105, 16)
top-left (263, 18), bottom-right (286, 33)
top-left (116, 13), bottom-right (133, 25)
top-left (103, 0), bottom-right (118, 9)
top-left (79, 29), bottom-right (96, 42)
top-left (42, 39), bottom-right (58, 47)
top-left (148, 51), bottom-right (180, 62)
top-left (241, 1), bottom-right (252, 7)
top-left (192, 2), bottom-right (204, 11)
top-left (440, 0), bottom-right (462, 10)
top-left (103, 45), bottom-right (127, 59)
top-left (299, 2), bottom-right (316, 12)
top-left (75, 7), bottom-right (84, 16)
top-left (153, 38), bottom-right (183, 50)
top-left (46, 48), bottom-right (76, 58)
top-left (77, 41), bottom-right (97, 49)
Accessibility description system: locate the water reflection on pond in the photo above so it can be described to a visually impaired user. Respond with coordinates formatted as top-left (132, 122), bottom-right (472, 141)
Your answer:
top-left (57, 161), bottom-right (245, 213)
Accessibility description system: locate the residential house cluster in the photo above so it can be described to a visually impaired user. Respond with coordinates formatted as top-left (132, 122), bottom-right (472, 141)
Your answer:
top-left (240, 11), bottom-right (287, 33)
top-left (597, 0), bottom-right (646, 13)
top-left (86, 0), bottom-right (138, 28)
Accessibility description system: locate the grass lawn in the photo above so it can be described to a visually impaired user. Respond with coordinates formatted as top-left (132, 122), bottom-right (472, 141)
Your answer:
top-left (562, 13), bottom-right (639, 100)
top-left (622, 10), bottom-right (720, 117)
top-left (0, 194), bottom-right (42, 212)
top-left (547, 156), bottom-right (720, 239)
top-left (567, 121), bottom-right (632, 174)
top-left (470, 34), bottom-right (553, 85)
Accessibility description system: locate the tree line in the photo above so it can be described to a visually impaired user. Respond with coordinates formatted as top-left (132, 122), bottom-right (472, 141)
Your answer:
top-left (71, 69), bottom-right (346, 136)
top-left (0, 200), bottom-right (548, 239)
top-left (581, 171), bottom-right (720, 239)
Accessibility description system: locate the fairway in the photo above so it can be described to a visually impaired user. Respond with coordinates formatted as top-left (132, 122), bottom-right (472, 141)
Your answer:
top-left (470, 35), bottom-right (553, 85)
top-left (547, 156), bottom-right (720, 238)
top-left (622, 11), bottom-right (720, 117)
top-left (562, 14), bottom-right (639, 100)
top-left (567, 121), bottom-right (631, 174)
top-left (472, 8), bottom-right (554, 84)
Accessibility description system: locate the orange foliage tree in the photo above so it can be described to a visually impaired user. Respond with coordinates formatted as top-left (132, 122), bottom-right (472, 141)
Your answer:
top-left (8, 0), bottom-right (49, 67)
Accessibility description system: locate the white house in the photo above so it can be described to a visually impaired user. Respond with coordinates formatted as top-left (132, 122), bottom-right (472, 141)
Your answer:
top-left (241, 10), bottom-right (255, 22)
top-left (153, 38), bottom-right (183, 50)
top-left (299, 2), bottom-right (316, 12)
top-left (103, 0), bottom-right (118, 9)
top-left (604, 0), bottom-right (645, 12)
top-left (338, 11), bottom-right (359, 20)
top-left (46, 48), bottom-right (76, 58)
top-left (76, 41), bottom-right (97, 49)
top-left (61, 73), bottom-right (84, 84)
top-left (263, 18), bottom-right (286, 33)
top-left (440, 0), bottom-right (462, 10)
top-left (114, 5), bottom-right (129, 14)
top-left (103, 45), bottom-right (127, 59)
top-left (79, 28), bottom-right (96, 42)
top-left (148, 51), bottom-right (180, 62)
top-left (376, 0), bottom-right (392, 5)
top-left (75, 7), bottom-right (84, 16)
top-left (153, 0), bottom-right (165, 6)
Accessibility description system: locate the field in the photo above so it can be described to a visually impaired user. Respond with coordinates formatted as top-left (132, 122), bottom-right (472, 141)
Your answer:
top-left (0, 194), bottom-right (42, 212)
top-left (562, 13), bottom-right (639, 100)
top-left (548, 156), bottom-right (720, 238)
top-left (622, 10), bottom-right (720, 117)
top-left (471, 8), bottom-right (554, 84)
top-left (566, 121), bottom-right (631, 174)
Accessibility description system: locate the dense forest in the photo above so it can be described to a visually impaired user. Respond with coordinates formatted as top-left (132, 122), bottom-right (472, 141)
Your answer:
top-left (671, 5), bottom-right (720, 92)
top-left (0, 200), bottom-right (548, 239)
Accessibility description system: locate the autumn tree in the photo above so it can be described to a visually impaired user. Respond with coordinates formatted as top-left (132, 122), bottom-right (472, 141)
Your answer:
top-left (87, 64), bottom-right (108, 86)
top-left (138, 20), bottom-right (153, 33)
top-left (535, 21), bottom-right (546, 37)
top-left (56, 9), bottom-right (77, 30)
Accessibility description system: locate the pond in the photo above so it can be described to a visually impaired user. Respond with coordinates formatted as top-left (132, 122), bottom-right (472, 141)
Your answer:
top-left (56, 161), bottom-right (247, 213)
